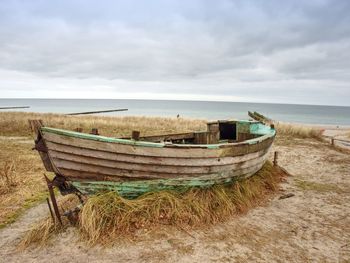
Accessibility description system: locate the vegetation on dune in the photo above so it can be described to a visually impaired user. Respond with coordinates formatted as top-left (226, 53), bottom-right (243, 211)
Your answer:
top-left (0, 139), bottom-right (47, 228)
top-left (0, 112), bottom-right (206, 137)
top-left (275, 123), bottom-right (323, 139)
top-left (0, 161), bottom-right (17, 194)
top-left (294, 179), bottom-right (343, 193)
top-left (18, 195), bottom-right (79, 248)
top-left (20, 162), bottom-right (286, 247)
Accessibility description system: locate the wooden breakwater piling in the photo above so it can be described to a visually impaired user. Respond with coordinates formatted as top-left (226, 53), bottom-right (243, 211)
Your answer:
top-left (0, 106), bottom-right (30, 110)
top-left (67, 108), bottom-right (128, 116)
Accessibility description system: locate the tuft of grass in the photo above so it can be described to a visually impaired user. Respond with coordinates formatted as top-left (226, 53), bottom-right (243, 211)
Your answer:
top-left (0, 161), bottom-right (17, 194)
top-left (294, 179), bottom-right (342, 193)
top-left (275, 123), bottom-right (323, 139)
top-left (0, 191), bottom-right (49, 229)
top-left (18, 195), bottom-right (80, 248)
top-left (78, 161), bottom-right (284, 245)
top-left (0, 139), bottom-right (47, 227)
top-left (18, 218), bottom-right (66, 249)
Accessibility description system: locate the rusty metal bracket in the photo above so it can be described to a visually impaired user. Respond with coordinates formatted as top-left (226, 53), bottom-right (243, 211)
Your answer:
top-left (35, 138), bottom-right (48, 152)
top-left (52, 175), bottom-right (79, 196)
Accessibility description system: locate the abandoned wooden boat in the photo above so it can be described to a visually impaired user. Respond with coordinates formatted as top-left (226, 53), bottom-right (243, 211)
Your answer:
top-left (30, 119), bottom-right (276, 198)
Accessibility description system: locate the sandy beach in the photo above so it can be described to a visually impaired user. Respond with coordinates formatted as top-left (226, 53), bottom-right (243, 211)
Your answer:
top-left (0, 113), bottom-right (349, 262)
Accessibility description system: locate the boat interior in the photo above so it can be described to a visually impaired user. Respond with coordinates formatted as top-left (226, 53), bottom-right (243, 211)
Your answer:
top-left (127, 120), bottom-right (262, 145)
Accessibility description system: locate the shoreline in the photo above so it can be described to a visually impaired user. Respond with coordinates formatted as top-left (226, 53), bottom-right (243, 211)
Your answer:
top-left (1, 110), bottom-right (350, 129)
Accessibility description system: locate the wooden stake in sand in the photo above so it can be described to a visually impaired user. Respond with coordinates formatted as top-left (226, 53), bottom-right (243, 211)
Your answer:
top-left (44, 174), bottom-right (62, 225)
top-left (273, 151), bottom-right (279, 166)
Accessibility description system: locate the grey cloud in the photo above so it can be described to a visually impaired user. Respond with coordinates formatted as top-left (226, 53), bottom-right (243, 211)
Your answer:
top-left (0, 0), bottom-right (350, 105)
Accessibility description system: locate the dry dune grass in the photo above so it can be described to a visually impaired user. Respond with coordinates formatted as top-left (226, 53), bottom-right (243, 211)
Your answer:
top-left (18, 195), bottom-right (80, 249)
top-left (0, 139), bottom-right (47, 228)
top-left (275, 122), bottom-right (323, 139)
top-left (1, 112), bottom-right (323, 140)
top-left (20, 162), bottom-right (286, 247)
top-left (0, 161), bottom-right (17, 194)
top-left (0, 112), bottom-right (206, 137)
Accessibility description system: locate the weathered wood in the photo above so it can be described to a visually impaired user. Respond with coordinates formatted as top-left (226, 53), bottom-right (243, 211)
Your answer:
top-left (46, 198), bottom-right (55, 223)
top-left (44, 174), bottom-right (62, 225)
top-left (42, 131), bottom-right (274, 158)
top-left (273, 151), bottom-right (279, 166)
top-left (194, 132), bottom-right (208, 144)
top-left (45, 140), bottom-right (269, 166)
top-left (70, 164), bottom-right (265, 198)
top-left (132, 131), bottom-right (140, 141)
top-left (279, 193), bottom-right (295, 200)
top-left (138, 132), bottom-right (195, 142)
top-left (28, 119), bottom-right (44, 136)
top-left (59, 161), bottom-right (265, 182)
top-left (32, 119), bottom-right (275, 196)
top-left (50, 150), bottom-right (267, 175)
top-left (90, 128), bottom-right (99, 135)
top-left (67, 108), bottom-right (128, 115)
top-left (75, 128), bottom-right (83, 133)
top-left (28, 120), bottom-right (55, 172)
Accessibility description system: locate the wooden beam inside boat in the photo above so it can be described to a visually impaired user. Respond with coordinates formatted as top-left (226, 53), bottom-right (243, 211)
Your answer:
top-left (137, 132), bottom-right (195, 142)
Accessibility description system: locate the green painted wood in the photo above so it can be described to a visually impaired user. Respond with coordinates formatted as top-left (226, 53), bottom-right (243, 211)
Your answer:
top-left (41, 121), bottom-right (275, 149)
top-left (71, 168), bottom-right (260, 199)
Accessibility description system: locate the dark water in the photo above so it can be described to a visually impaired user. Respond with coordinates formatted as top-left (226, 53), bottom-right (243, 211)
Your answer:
top-left (1, 99), bottom-right (350, 125)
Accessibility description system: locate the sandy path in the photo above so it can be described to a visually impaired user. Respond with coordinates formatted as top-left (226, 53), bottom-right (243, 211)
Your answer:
top-left (0, 138), bottom-right (349, 262)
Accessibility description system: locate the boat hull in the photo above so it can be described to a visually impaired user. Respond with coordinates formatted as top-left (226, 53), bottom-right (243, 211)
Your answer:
top-left (35, 122), bottom-right (275, 198)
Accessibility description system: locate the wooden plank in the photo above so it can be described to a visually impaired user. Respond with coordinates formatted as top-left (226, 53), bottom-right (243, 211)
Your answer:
top-left (49, 150), bottom-right (267, 175)
top-left (194, 132), bottom-right (208, 144)
top-left (41, 126), bottom-right (275, 149)
top-left (60, 160), bottom-right (265, 182)
top-left (28, 119), bottom-right (44, 136)
top-left (138, 132), bottom-right (195, 142)
top-left (42, 131), bottom-right (274, 158)
top-left (45, 140), bottom-right (270, 166)
top-left (43, 131), bottom-right (223, 158)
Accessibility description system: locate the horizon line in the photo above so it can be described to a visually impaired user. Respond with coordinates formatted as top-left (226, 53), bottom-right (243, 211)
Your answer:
top-left (1, 97), bottom-right (350, 108)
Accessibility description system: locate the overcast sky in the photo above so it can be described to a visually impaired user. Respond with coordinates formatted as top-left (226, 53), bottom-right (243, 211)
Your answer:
top-left (0, 0), bottom-right (350, 106)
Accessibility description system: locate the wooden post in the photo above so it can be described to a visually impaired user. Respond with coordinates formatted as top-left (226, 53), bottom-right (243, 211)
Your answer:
top-left (91, 128), bottom-right (99, 135)
top-left (75, 127), bottom-right (83, 133)
top-left (273, 151), bottom-right (279, 167)
top-left (331, 137), bottom-right (335, 146)
top-left (28, 119), bottom-right (44, 136)
top-left (132, 131), bottom-right (140, 141)
top-left (46, 198), bottom-right (55, 223)
top-left (44, 174), bottom-right (62, 225)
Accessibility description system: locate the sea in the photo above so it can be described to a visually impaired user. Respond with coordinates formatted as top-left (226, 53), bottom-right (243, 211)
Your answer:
top-left (1, 99), bottom-right (350, 126)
